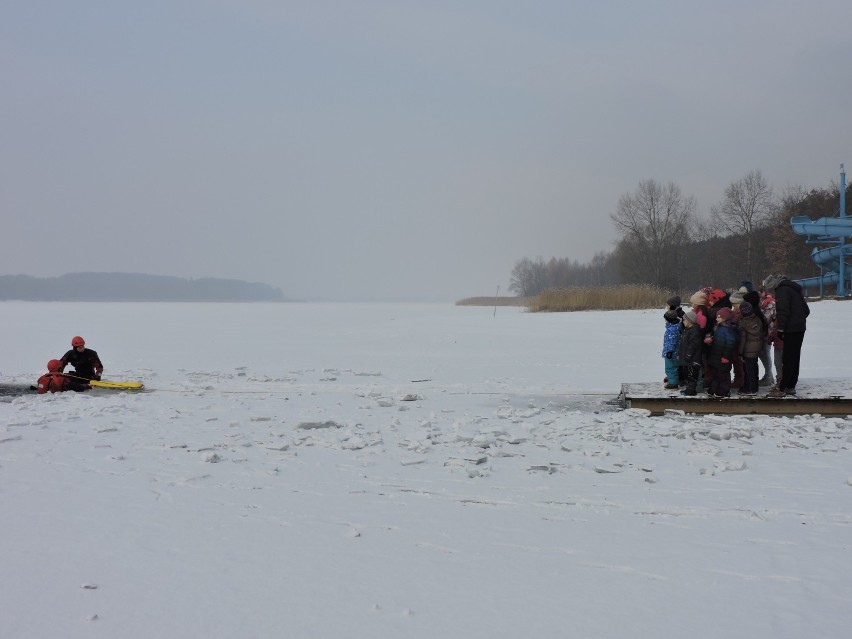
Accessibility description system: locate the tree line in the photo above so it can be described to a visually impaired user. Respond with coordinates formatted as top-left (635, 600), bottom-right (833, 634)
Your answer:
top-left (510, 170), bottom-right (851, 297)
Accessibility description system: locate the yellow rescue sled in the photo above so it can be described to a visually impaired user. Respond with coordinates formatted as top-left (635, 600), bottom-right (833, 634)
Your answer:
top-left (89, 379), bottom-right (145, 391)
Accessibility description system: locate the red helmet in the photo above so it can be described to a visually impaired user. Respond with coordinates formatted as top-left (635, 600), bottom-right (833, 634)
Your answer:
top-left (71, 336), bottom-right (85, 347)
top-left (47, 359), bottom-right (63, 372)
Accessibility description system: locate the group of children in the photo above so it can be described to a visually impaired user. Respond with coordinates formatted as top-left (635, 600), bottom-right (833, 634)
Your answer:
top-left (661, 280), bottom-right (782, 398)
top-left (35, 336), bottom-right (104, 394)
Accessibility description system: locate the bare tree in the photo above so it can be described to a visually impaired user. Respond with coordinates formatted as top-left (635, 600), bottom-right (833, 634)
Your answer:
top-left (610, 179), bottom-right (695, 289)
top-left (690, 217), bottom-right (716, 244)
top-left (711, 170), bottom-right (776, 278)
top-left (588, 251), bottom-right (618, 287)
top-left (509, 257), bottom-right (548, 296)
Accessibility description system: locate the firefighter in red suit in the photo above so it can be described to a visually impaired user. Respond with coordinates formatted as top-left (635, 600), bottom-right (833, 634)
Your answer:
top-left (36, 360), bottom-right (91, 394)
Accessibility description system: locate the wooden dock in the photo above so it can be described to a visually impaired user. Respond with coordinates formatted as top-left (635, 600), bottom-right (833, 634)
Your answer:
top-left (619, 380), bottom-right (852, 416)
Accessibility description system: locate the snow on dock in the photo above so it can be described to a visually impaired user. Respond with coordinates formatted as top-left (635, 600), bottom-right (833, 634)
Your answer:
top-left (620, 379), bottom-right (852, 416)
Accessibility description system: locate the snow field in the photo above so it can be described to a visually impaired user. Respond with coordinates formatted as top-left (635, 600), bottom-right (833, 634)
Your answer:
top-left (1, 301), bottom-right (851, 638)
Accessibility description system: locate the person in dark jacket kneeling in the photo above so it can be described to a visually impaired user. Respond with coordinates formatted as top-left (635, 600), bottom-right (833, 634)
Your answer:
top-left (60, 336), bottom-right (104, 381)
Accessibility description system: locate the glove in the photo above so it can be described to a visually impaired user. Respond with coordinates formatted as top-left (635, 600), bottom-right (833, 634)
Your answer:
top-left (665, 351), bottom-right (673, 359)
top-left (721, 357), bottom-right (729, 364)
top-left (704, 335), bottom-right (713, 345)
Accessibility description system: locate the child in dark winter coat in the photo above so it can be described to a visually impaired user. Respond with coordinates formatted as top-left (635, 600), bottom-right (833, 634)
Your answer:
top-left (678, 310), bottom-right (703, 396)
top-left (704, 289), bottom-right (732, 388)
top-left (728, 288), bottom-right (748, 390)
top-left (707, 307), bottom-right (740, 398)
top-left (738, 300), bottom-right (767, 394)
top-left (744, 288), bottom-right (773, 385)
top-left (662, 307), bottom-right (681, 389)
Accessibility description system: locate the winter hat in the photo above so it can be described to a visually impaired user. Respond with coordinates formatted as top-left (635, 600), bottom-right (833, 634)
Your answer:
top-left (689, 291), bottom-right (708, 307)
top-left (716, 307), bottom-right (733, 322)
top-left (683, 310), bottom-right (698, 324)
top-left (740, 301), bottom-right (754, 316)
top-left (763, 274), bottom-right (786, 291)
top-left (700, 287), bottom-right (712, 295)
top-left (739, 280), bottom-right (755, 293)
top-left (664, 309), bottom-right (680, 323)
top-left (729, 291), bottom-right (745, 305)
top-left (708, 289), bottom-right (726, 306)
top-left (666, 295), bottom-right (681, 309)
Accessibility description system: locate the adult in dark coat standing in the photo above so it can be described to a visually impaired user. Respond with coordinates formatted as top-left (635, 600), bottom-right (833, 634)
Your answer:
top-left (765, 275), bottom-right (809, 396)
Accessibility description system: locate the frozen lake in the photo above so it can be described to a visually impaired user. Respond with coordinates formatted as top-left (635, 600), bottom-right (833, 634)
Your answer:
top-left (3, 301), bottom-right (677, 393)
top-left (2, 301), bottom-right (851, 638)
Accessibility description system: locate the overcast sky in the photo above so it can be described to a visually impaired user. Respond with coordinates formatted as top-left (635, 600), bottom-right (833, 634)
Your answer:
top-left (3, 1), bottom-right (850, 301)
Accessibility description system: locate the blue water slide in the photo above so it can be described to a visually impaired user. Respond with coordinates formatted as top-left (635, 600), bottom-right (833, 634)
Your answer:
top-left (795, 271), bottom-right (843, 291)
top-left (810, 244), bottom-right (852, 273)
top-left (790, 215), bottom-right (852, 238)
top-left (790, 215), bottom-right (852, 294)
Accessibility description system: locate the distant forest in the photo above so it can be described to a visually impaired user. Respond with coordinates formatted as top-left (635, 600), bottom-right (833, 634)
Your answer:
top-left (0, 273), bottom-right (287, 302)
top-left (509, 172), bottom-right (851, 297)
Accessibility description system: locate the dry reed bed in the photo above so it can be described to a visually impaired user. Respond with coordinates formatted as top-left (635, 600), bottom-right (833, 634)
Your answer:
top-left (528, 285), bottom-right (676, 312)
top-left (456, 287), bottom-right (679, 311)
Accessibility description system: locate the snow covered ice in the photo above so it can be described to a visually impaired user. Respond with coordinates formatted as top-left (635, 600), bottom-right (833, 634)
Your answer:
top-left (1, 301), bottom-right (851, 638)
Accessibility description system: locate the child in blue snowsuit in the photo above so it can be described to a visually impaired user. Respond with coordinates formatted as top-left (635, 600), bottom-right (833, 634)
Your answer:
top-left (662, 307), bottom-right (681, 389)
